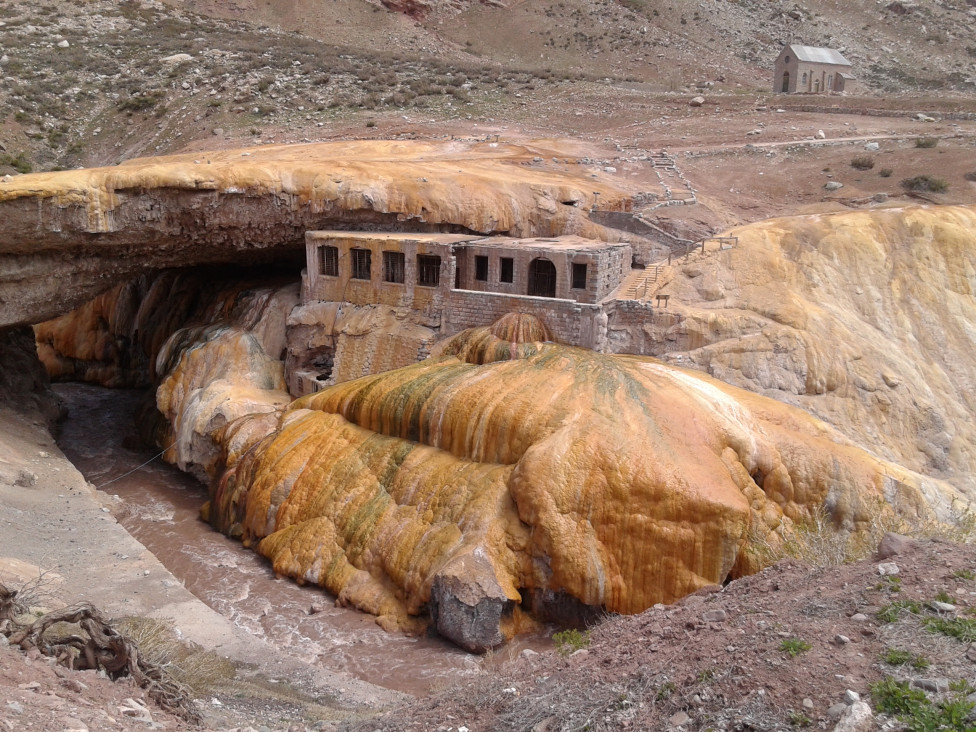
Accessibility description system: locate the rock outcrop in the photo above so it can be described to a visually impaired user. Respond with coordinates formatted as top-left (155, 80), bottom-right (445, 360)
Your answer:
top-left (612, 204), bottom-right (976, 494)
top-left (0, 139), bottom-right (631, 329)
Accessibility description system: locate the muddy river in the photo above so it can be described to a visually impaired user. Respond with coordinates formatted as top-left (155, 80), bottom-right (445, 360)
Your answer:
top-left (54, 383), bottom-right (541, 695)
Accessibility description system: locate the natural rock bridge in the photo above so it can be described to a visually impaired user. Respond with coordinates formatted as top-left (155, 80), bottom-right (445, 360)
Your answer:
top-left (0, 139), bottom-right (635, 329)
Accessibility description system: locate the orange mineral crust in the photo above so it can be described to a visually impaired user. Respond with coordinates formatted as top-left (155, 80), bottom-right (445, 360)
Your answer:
top-left (207, 317), bottom-right (947, 649)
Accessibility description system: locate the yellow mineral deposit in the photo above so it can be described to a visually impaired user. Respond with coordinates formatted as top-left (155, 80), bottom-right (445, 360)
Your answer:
top-left (204, 314), bottom-right (955, 651)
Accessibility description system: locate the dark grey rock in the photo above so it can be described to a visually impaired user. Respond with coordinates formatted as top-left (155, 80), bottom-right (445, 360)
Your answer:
top-left (429, 551), bottom-right (512, 653)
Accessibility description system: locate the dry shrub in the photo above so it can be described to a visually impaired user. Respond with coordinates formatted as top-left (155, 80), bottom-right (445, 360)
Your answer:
top-left (749, 499), bottom-right (976, 570)
top-left (901, 175), bottom-right (949, 193)
top-left (851, 155), bottom-right (875, 170)
top-left (116, 616), bottom-right (235, 695)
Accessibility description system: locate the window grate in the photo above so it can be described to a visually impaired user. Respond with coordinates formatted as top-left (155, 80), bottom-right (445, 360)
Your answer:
top-left (383, 251), bottom-right (405, 284)
top-left (351, 248), bottom-right (371, 280)
top-left (418, 255), bottom-right (441, 287)
top-left (319, 246), bottom-right (338, 277)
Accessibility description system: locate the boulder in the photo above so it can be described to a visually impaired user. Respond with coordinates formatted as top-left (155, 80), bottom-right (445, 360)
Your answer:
top-left (429, 551), bottom-right (512, 653)
top-left (690, 96), bottom-right (706, 107)
top-left (825, 181), bottom-right (844, 191)
top-left (832, 701), bottom-right (873, 732)
top-left (875, 532), bottom-right (913, 559)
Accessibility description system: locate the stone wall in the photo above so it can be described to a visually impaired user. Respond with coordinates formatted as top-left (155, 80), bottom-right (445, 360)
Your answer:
top-left (444, 290), bottom-right (606, 349)
top-left (454, 239), bottom-right (631, 304)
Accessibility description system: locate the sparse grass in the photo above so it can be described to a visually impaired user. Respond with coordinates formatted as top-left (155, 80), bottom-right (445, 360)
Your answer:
top-left (779, 638), bottom-right (811, 658)
top-left (552, 628), bottom-right (591, 656)
top-left (695, 668), bottom-right (716, 683)
top-left (882, 648), bottom-right (930, 669)
top-left (901, 175), bottom-right (949, 193)
top-left (915, 137), bottom-right (939, 149)
top-left (876, 575), bottom-right (903, 593)
top-left (952, 569), bottom-right (975, 580)
top-left (655, 680), bottom-right (676, 701)
top-left (850, 155), bottom-right (875, 170)
top-left (877, 599), bottom-right (924, 624)
top-left (934, 591), bottom-right (953, 603)
top-left (923, 616), bottom-right (976, 643)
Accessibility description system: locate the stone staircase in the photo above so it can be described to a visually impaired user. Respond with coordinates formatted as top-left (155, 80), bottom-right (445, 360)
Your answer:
top-left (617, 264), bottom-right (666, 301)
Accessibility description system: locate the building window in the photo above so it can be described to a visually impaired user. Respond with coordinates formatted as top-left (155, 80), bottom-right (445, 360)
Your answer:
top-left (571, 262), bottom-right (588, 290)
top-left (351, 248), bottom-right (371, 280)
top-left (383, 251), bottom-right (405, 284)
top-left (319, 246), bottom-right (338, 277)
top-left (418, 255), bottom-right (441, 287)
top-left (785, 56), bottom-right (790, 64)
top-left (475, 255), bottom-right (489, 282)
top-left (801, 72), bottom-right (807, 85)
top-left (528, 258), bottom-right (557, 298)
top-left (499, 257), bottom-right (514, 283)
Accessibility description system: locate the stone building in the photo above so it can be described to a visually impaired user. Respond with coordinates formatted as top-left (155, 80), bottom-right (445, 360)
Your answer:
top-left (303, 231), bottom-right (631, 317)
top-left (292, 231), bottom-right (633, 395)
top-left (773, 44), bottom-right (854, 94)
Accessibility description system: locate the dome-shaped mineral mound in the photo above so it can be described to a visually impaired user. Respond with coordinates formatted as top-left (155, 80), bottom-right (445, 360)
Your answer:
top-left (207, 317), bottom-right (947, 651)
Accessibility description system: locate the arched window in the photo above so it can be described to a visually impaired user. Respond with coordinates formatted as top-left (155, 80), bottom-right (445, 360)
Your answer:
top-left (785, 56), bottom-right (790, 64)
top-left (801, 72), bottom-right (807, 85)
top-left (528, 258), bottom-right (557, 298)
top-left (781, 71), bottom-right (790, 93)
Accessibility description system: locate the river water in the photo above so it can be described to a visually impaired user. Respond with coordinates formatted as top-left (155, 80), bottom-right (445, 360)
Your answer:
top-left (53, 383), bottom-right (499, 695)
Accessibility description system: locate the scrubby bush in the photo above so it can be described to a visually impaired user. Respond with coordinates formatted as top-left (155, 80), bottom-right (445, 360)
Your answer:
top-left (915, 136), bottom-right (939, 148)
top-left (553, 628), bottom-right (591, 656)
top-left (901, 175), bottom-right (949, 193)
top-left (850, 155), bottom-right (875, 170)
top-left (964, 172), bottom-right (976, 182)
top-left (879, 168), bottom-right (893, 178)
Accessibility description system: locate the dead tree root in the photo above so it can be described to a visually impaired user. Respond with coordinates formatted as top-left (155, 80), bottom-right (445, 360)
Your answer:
top-left (1, 583), bottom-right (200, 722)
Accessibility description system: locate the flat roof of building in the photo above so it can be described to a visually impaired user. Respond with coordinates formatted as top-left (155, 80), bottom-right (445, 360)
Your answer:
top-left (306, 231), bottom-right (482, 244)
top-left (306, 231), bottom-right (627, 252)
top-left (466, 235), bottom-right (628, 252)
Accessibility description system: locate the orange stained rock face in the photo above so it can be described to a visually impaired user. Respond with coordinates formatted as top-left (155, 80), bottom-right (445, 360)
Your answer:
top-left (207, 317), bottom-right (938, 635)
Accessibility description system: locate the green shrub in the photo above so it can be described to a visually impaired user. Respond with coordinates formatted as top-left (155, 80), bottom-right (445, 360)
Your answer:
top-left (871, 676), bottom-right (975, 732)
top-left (0, 152), bottom-right (32, 174)
top-left (900, 176), bottom-right (948, 193)
top-left (779, 638), bottom-right (811, 658)
top-left (851, 155), bottom-right (875, 170)
top-left (118, 94), bottom-right (163, 112)
top-left (882, 648), bottom-right (930, 669)
top-left (552, 628), bottom-right (590, 656)
top-left (915, 137), bottom-right (939, 148)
